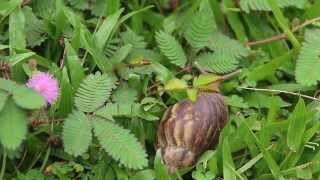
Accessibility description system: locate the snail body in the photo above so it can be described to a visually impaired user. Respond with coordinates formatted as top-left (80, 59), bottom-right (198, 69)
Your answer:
top-left (156, 92), bottom-right (228, 172)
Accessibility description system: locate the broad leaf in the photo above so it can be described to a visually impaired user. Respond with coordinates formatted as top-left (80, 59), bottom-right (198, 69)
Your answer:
top-left (94, 9), bottom-right (123, 50)
top-left (12, 86), bottom-right (46, 109)
top-left (0, 91), bottom-right (8, 111)
top-left (9, 6), bottom-right (26, 49)
top-left (0, 99), bottom-right (27, 149)
top-left (287, 98), bottom-right (306, 152)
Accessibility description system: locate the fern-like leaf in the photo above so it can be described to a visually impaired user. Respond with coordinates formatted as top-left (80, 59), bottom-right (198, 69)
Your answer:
top-left (23, 7), bottom-right (47, 47)
top-left (104, 38), bottom-right (121, 58)
top-left (30, 0), bottom-right (55, 18)
top-left (112, 85), bottom-right (138, 104)
top-left (184, 0), bottom-right (216, 49)
top-left (121, 29), bottom-right (146, 50)
top-left (208, 31), bottom-right (249, 59)
top-left (240, 0), bottom-right (306, 12)
top-left (155, 31), bottom-right (187, 68)
top-left (62, 111), bottom-right (92, 156)
top-left (95, 103), bottom-right (158, 121)
top-left (295, 29), bottom-right (320, 86)
top-left (67, 0), bottom-right (88, 10)
top-left (92, 118), bottom-right (148, 169)
top-left (74, 73), bottom-right (116, 112)
top-left (91, 0), bottom-right (107, 16)
top-left (196, 52), bottom-right (239, 74)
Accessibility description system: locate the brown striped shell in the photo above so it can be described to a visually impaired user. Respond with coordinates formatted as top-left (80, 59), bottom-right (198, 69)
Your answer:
top-left (156, 92), bottom-right (228, 173)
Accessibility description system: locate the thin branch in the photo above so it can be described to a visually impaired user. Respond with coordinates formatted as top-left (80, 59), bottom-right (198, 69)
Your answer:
top-left (220, 69), bottom-right (242, 81)
top-left (240, 87), bottom-right (320, 102)
top-left (246, 17), bottom-right (320, 47)
top-left (40, 147), bottom-right (51, 172)
top-left (59, 47), bottom-right (67, 70)
top-left (17, 150), bottom-right (28, 169)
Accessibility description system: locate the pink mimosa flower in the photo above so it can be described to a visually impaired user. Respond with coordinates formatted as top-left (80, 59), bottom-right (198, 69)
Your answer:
top-left (26, 72), bottom-right (59, 104)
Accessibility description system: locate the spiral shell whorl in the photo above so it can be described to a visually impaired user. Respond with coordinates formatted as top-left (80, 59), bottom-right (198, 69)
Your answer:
top-left (162, 147), bottom-right (196, 173)
top-left (156, 92), bottom-right (228, 172)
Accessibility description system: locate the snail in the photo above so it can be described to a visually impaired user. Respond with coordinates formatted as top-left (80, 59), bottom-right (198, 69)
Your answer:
top-left (156, 70), bottom-right (240, 173)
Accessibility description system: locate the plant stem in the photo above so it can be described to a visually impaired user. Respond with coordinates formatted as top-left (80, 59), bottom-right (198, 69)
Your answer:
top-left (0, 149), bottom-right (7, 180)
top-left (246, 17), bottom-right (320, 46)
top-left (40, 146), bottom-right (51, 172)
top-left (240, 87), bottom-right (320, 102)
top-left (175, 170), bottom-right (183, 180)
top-left (267, 0), bottom-right (301, 49)
top-left (220, 69), bottom-right (242, 81)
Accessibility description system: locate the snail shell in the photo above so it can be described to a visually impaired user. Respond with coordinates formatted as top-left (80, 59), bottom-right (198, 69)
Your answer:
top-left (156, 92), bottom-right (228, 173)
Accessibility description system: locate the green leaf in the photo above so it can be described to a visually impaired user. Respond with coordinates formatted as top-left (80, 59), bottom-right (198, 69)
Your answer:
top-left (130, 169), bottom-right (155, 180)
top-left (65, 41), bottom-right (85, 89)
top-left (156, 31), bottom-right (187, 68)
top-left (244, 92), bottom-right (290, 108)
top-left (287, 98), bottom-right (306, 152)
top-left (243, 121), bottom-right (283, 179)
top-left (7, 52), bottom-right (35, 67)
top-left (222, 137), bottom-right (237, 180)
top-left (154, 149), bottom-right (170, 180)
top-left (17, 169), bottom-right (45, 180)
top-left (304, 1), bottom-right (320, 19)
top-left (74, 73), bottom-right (116, 112)
top-left (193, 74), bottom-right (221, 87)
top-left (246, 50), bottom-right (293, 84)
top-left (223, 0), bottom-right (248, 42)
top-left (94, 9), bottom-right (123, 50)
top-left (12, 86), bottom-right (46, 109)
top-left (195, 53), bottom-right (239, 74)
top-left (112, 85), bottom-right (138, 104)
top-left (208, 31), bottom-right (249, 59)
top-left (15, 49), bottom-right (51, 68)
top-left (240, 0), bottom-right (306, 12)
top-left (187, 88), bottom-right (198, 102)
top-left (184, 0), bottom-right (216, 49)
top-left (67, 0), bottom-right (88, 10)
top-left (224, 95), bottom-right (249, 108)
top-left (150, 61), bottom-right (174, 83)
top-left (0, 45), bottom-right (9, 50)
top-left (109, 44), bottom-right (132, 64)
top-left (62, 111), bottom-right (92, 156)
top-left (121, 28), bottom-right (146, 49)
top-left (295, 29), bottom-right (320, 86)
top-left (95, 103), bottom-right (159, 121)
top-left (56, 67), bottom-right (73, 117)
top-left (79, 24), bottom-right (112, 72)
top-left (0, 78), bottom-right (18, 92)
top-left (0, 91), bottom-right (8, 111)
top-left (296, 167), bottom-right (312, 180)
top-left (106, 0), bottom-right (120, 15)
top-left (237, 152), bottom-right (263, 174)
top-left (0, 0), bottom-right (20, 15)
top-left (9, 6), bottom-right (26, 50)
top-left (55, 0), bottom-right (66, 38)
top-left (92, 118), bottom-right (148, 169)
top-left (30, 0), bottom-right (55, 18)
top-left (196, 150), bottom-right (216, 170)
top-left (23, 7), bottom-right (47, 47)
top-left (0, 99), bottom-right (27, 150)
top-left (164, 78), bottom-right (188, 91)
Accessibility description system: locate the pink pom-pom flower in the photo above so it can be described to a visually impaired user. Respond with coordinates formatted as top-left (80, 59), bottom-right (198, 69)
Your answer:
top-left (26, 72), bottom-right (59, 105)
